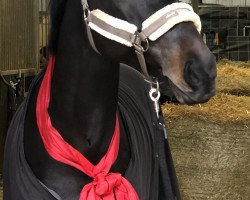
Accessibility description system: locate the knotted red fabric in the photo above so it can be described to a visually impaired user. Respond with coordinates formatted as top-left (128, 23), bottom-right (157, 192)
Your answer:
top-left (36, 56), bottom-right (139, 200)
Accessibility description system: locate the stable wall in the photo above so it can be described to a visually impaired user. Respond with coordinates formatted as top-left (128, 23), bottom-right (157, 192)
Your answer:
top-left (0, 0), bottom-right (39, 175)
top-left (0, 81), bottom-right (8, 176)
top-left (203, 0), bottom-right (250, 6)
top-left (200, 6), bottom-right (250, 61)
top-left (181, 0), bottom-right (250, 6)
top-left (0, 0), bottom-right (39, 72)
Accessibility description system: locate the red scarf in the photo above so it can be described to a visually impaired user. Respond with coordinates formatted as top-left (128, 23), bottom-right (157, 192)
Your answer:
top-left (36, 56), bottom-right (139, 200)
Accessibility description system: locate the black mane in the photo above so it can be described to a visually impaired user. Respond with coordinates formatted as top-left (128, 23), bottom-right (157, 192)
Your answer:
top-left (48, 0), bottom-right (68, 53)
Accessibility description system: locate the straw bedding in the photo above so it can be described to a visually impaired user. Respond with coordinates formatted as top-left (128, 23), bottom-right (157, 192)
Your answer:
top-left (163, 59), bottom-right (250, 200)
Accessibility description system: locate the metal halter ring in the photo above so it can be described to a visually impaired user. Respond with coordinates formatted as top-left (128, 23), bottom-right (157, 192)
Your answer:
top-left (83, 7), bottom-right (91, 20)
top-left (141, 39), bottom-right (149, 52)
top-left (133, 34), bottom-right (149, 52)
top-left (149, 88), bottom-right (160, 101)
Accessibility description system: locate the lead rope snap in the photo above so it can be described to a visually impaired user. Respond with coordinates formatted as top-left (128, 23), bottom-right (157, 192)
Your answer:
top-left (149, 80), bottom-right (161, 118)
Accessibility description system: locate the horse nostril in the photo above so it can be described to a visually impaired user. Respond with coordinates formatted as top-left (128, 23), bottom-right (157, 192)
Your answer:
top-left (184, 61), bottom-right (200, 89)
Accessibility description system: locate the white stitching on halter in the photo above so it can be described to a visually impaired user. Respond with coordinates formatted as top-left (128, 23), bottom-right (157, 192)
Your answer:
top-left (142, 3), bottom-right (201, 41)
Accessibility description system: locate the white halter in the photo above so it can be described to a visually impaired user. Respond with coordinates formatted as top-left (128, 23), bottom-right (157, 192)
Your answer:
top-left (81, 0), bottom-right (201, 79)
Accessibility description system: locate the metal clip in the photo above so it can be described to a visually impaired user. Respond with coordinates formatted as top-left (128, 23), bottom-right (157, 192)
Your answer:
top-left (10, 81), bottom-right (17, 90)
top-left (132, 33), bottom-right (149, 53)
top-left (141, 38), bottom-right (149, 52)
top-left (149, 80), bottom-right (161, 118)
top-left (83, 7), bottom-right (91, 21)
top-left (132, 33), bottom-right (141, 46)
top-left (159, 122), bottom-right (168, 139)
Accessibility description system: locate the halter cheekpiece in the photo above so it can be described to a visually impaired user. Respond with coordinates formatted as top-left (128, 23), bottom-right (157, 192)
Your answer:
top-left (81, 0), bottom-right (201, 79)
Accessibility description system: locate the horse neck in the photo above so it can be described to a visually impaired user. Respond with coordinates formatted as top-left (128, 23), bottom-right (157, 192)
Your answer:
top-left (48, 0), bottom-right (119, 163)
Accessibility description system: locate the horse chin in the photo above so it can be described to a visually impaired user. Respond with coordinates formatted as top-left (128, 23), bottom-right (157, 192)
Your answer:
top-left (168, 80), bottom-right (216, 105)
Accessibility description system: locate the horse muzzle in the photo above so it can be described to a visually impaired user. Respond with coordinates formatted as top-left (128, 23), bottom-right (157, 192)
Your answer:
top-left (170, 59), bottom-right (217, 105)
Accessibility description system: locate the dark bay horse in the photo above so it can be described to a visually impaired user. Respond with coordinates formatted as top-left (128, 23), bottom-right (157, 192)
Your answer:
top-left (4, 0), bottom-right (216, 199)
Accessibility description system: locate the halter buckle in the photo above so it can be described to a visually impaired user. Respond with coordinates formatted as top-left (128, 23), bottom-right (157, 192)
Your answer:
top-left (83, 7), bottom-right (91, 21)
top-left (132, 33), bottom-right (149, 53)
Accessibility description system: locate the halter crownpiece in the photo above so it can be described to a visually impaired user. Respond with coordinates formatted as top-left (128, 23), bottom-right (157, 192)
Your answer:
top-left (81, 0), bottom-right (201, 79)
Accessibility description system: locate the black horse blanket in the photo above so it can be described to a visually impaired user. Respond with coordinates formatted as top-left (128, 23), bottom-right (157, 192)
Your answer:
top-left (3, 64), bottom-right (180, 200)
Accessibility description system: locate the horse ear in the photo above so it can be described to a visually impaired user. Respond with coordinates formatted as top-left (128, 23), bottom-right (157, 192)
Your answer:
top-left (48, 0), bottom-right (68, 54)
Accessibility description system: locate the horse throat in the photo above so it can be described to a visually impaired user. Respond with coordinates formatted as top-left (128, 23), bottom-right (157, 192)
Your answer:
top-left (24, 1), bottom-right (130, 195)
top-left (48, 0), bottom-right (120, 165)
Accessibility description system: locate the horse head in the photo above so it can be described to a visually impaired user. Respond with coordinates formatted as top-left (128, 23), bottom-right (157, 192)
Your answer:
top-left (82, 0), bottom-right (216, 105)
top-left (4, 1), bottom-right (217, 199)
